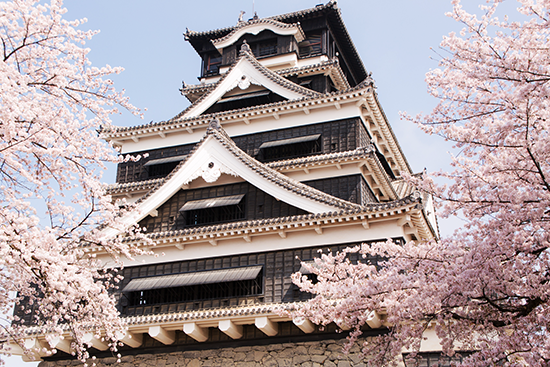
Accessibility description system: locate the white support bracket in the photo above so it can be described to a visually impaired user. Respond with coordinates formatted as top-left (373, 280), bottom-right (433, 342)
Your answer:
top-left (83, 333), bottom-right (109, 351)
top-left (23, 338), bottom-right (49, 358)
top-left (115, 330), bottom-right (143, 348)
top-left (397, 215), bottom-right (412, 227)
top-left (3, 342), bottom-right (24, 355)
top-left (218, 320), bottom-right (243, 339)
top-left (366, 311), bottom-right (382, 329)
top-left (48, 335), bottom-right (72, 354)
top-left (183, 322), bottom-right (208, 342)
top-left (335, 319), bottom-right (351, 331)
top-left (149, 326), bottom-right (175, 345)
top-left (255, 316), bottom-right (278, 336)
top-left (293, 317), bottom-right (315, 334)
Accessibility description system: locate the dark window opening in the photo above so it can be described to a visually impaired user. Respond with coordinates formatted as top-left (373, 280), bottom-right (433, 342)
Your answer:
top-left (250, 39), bottom-right (278, 58)
top-left (203, 91), bottom-right (285, 114)
top-left (180, 194), bottom-right (246, 227)
top-left (203, 53), bottom-right (222, 76)
top-left (258, 135), bottom-right (322, 162)
top-left (299, 33), bottom-right (322, 58)
top-left (147, 161), bottom-right (179, 178)
top-left (127, 269), bottom-right (263, 307)
top-left (375, 151), bottom-right (396, 179)
top-left (403, 352), bottom-right (471, 367)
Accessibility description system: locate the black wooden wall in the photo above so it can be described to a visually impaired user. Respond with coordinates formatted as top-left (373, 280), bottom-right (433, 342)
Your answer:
top-left (138, 174), bottom-right (373, 234)
top-left (118, 242), bottom-right (382, 318)
top-left (116, 118), bottom-right (370, 184)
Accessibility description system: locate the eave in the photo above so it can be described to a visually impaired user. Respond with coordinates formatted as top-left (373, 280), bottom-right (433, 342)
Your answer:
top-left (92, 193), bottom-right (432, 255)
top-left (106, 146), bottom-right (399, 203)
top-left (181, 58), bottom-right (350, 103)
top-left (4, 301), bottom-right (385, 359)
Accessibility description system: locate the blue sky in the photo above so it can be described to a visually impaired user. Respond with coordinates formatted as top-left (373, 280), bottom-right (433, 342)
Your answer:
top-left (6, 0), bottom-right (520, 365)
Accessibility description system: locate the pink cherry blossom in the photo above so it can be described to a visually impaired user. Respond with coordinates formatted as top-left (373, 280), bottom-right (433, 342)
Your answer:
top-left (292, 1), bottom-right (550, 366)
top-left (0, 0), bottom-right (146, 363)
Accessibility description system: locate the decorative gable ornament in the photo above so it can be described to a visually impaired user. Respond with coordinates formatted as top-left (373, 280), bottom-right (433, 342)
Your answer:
top-left (188, 160), bottom-right (237, 184)
top-left (212, 19), bottom-right (305, 51)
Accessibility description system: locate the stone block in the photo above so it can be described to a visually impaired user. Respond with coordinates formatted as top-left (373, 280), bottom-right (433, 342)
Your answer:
top-left (308, 345), bottom-right (325, 355)
top-left (187, 359), bottom-right (202, 367)
top-left (276, 357), bottom-right (293, 367)
top-left (233, 352), bottom-right (246, 361)
top-left (121, 355), bottom-right (135, 363)
top-left (277, 348), bottom-right (294, 358)
top-left (295, 346), bottom-right (308, 355)
top-left (265, 344), bottom-right (284, 351)
top-left (166, 355), bottom-right (181, 364)
top-left (182, 351), bottom-right (202, 359)
top-left (311, 355), bottom-right (327, 363)
top-left (337, 361), bottom-right (350, 367)
top-left (324, 361), bottom-right (337, 367)
top-left (219, 350), bottom-right (235, 359)
top-left (349, 354), bottom-right (362, 364)
top-left (327, 343), bottom-right (342, 352)
top-left (234, 346), bottom-right (252, 352)
top-left (253, 351), bottom-right (266, 361)
top-left (261, 356), bottom-right (278, 367)
top-left (293, 355), bottom-right (310, 364)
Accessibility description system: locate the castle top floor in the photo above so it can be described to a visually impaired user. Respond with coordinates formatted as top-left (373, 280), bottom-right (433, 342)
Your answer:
top-left (184, 1), bottom-right (367, 87)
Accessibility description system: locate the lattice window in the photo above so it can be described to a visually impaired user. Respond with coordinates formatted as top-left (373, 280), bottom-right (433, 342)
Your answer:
top-left (251, 39), bottom-right (278, 58)
top-left (126, 267), bottom-right (263, 306)
top-left (204, 53), bottom-right (222, 76)
top-left (298, 33), bottom-right (322, 58)
top-left (258, 134), bottom-right (322, 162)
top-left (180, 194), bottom-right (246, 227)
top-left (403, 352), bottom-right (470, 367)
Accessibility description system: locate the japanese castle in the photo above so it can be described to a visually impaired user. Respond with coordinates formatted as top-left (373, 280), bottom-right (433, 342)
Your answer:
top-left (12, 2), bottom-right (446, 366)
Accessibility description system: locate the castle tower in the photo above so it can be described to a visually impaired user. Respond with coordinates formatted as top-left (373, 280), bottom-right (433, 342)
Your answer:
top-left (15, 2), bottom-right (438, 366)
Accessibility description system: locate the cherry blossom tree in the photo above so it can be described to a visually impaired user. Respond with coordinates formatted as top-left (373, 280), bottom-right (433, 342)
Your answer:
top-left (0, 0), bottom-right (145, 362)
top-left (292, 1), bottom-right (550, 366)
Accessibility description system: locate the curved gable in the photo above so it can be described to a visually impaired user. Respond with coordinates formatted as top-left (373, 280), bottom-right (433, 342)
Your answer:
top-left (180, 46), bottom-right (319, 119)
top-left (213, 19), bottom-right (305, 51)
top-left (100, 124), bottom-right (361, 240)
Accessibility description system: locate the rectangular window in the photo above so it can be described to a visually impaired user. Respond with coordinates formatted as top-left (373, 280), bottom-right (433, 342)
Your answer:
top-left (204, 54), bottom-right (222, 76)
top-left (299, 33), bottom-right (322, 58)
top-left (179, 194), bottom-right (246, 227)
top-left (403, 352), bottom-right (470, 367)
top-left (144, 155), bottom-right (186, 179)
top-left (258, 134), bottom-right (322, 162)
top-left (124, 266), bottom-right (263, 306)
top-left (250, 39), bottom-right (278, 58)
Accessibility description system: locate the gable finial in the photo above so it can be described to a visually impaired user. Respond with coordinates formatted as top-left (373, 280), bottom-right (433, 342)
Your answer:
top-left (240, 40), bottom-right (251, 53)
top-left (208, 118), bottom-right (221, 131)
top-left (238, 10), bottom-right (246, 24)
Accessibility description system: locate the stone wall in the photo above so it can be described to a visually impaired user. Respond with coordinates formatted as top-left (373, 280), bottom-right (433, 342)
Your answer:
top-left (38, 339), bottom-right (368, 367)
